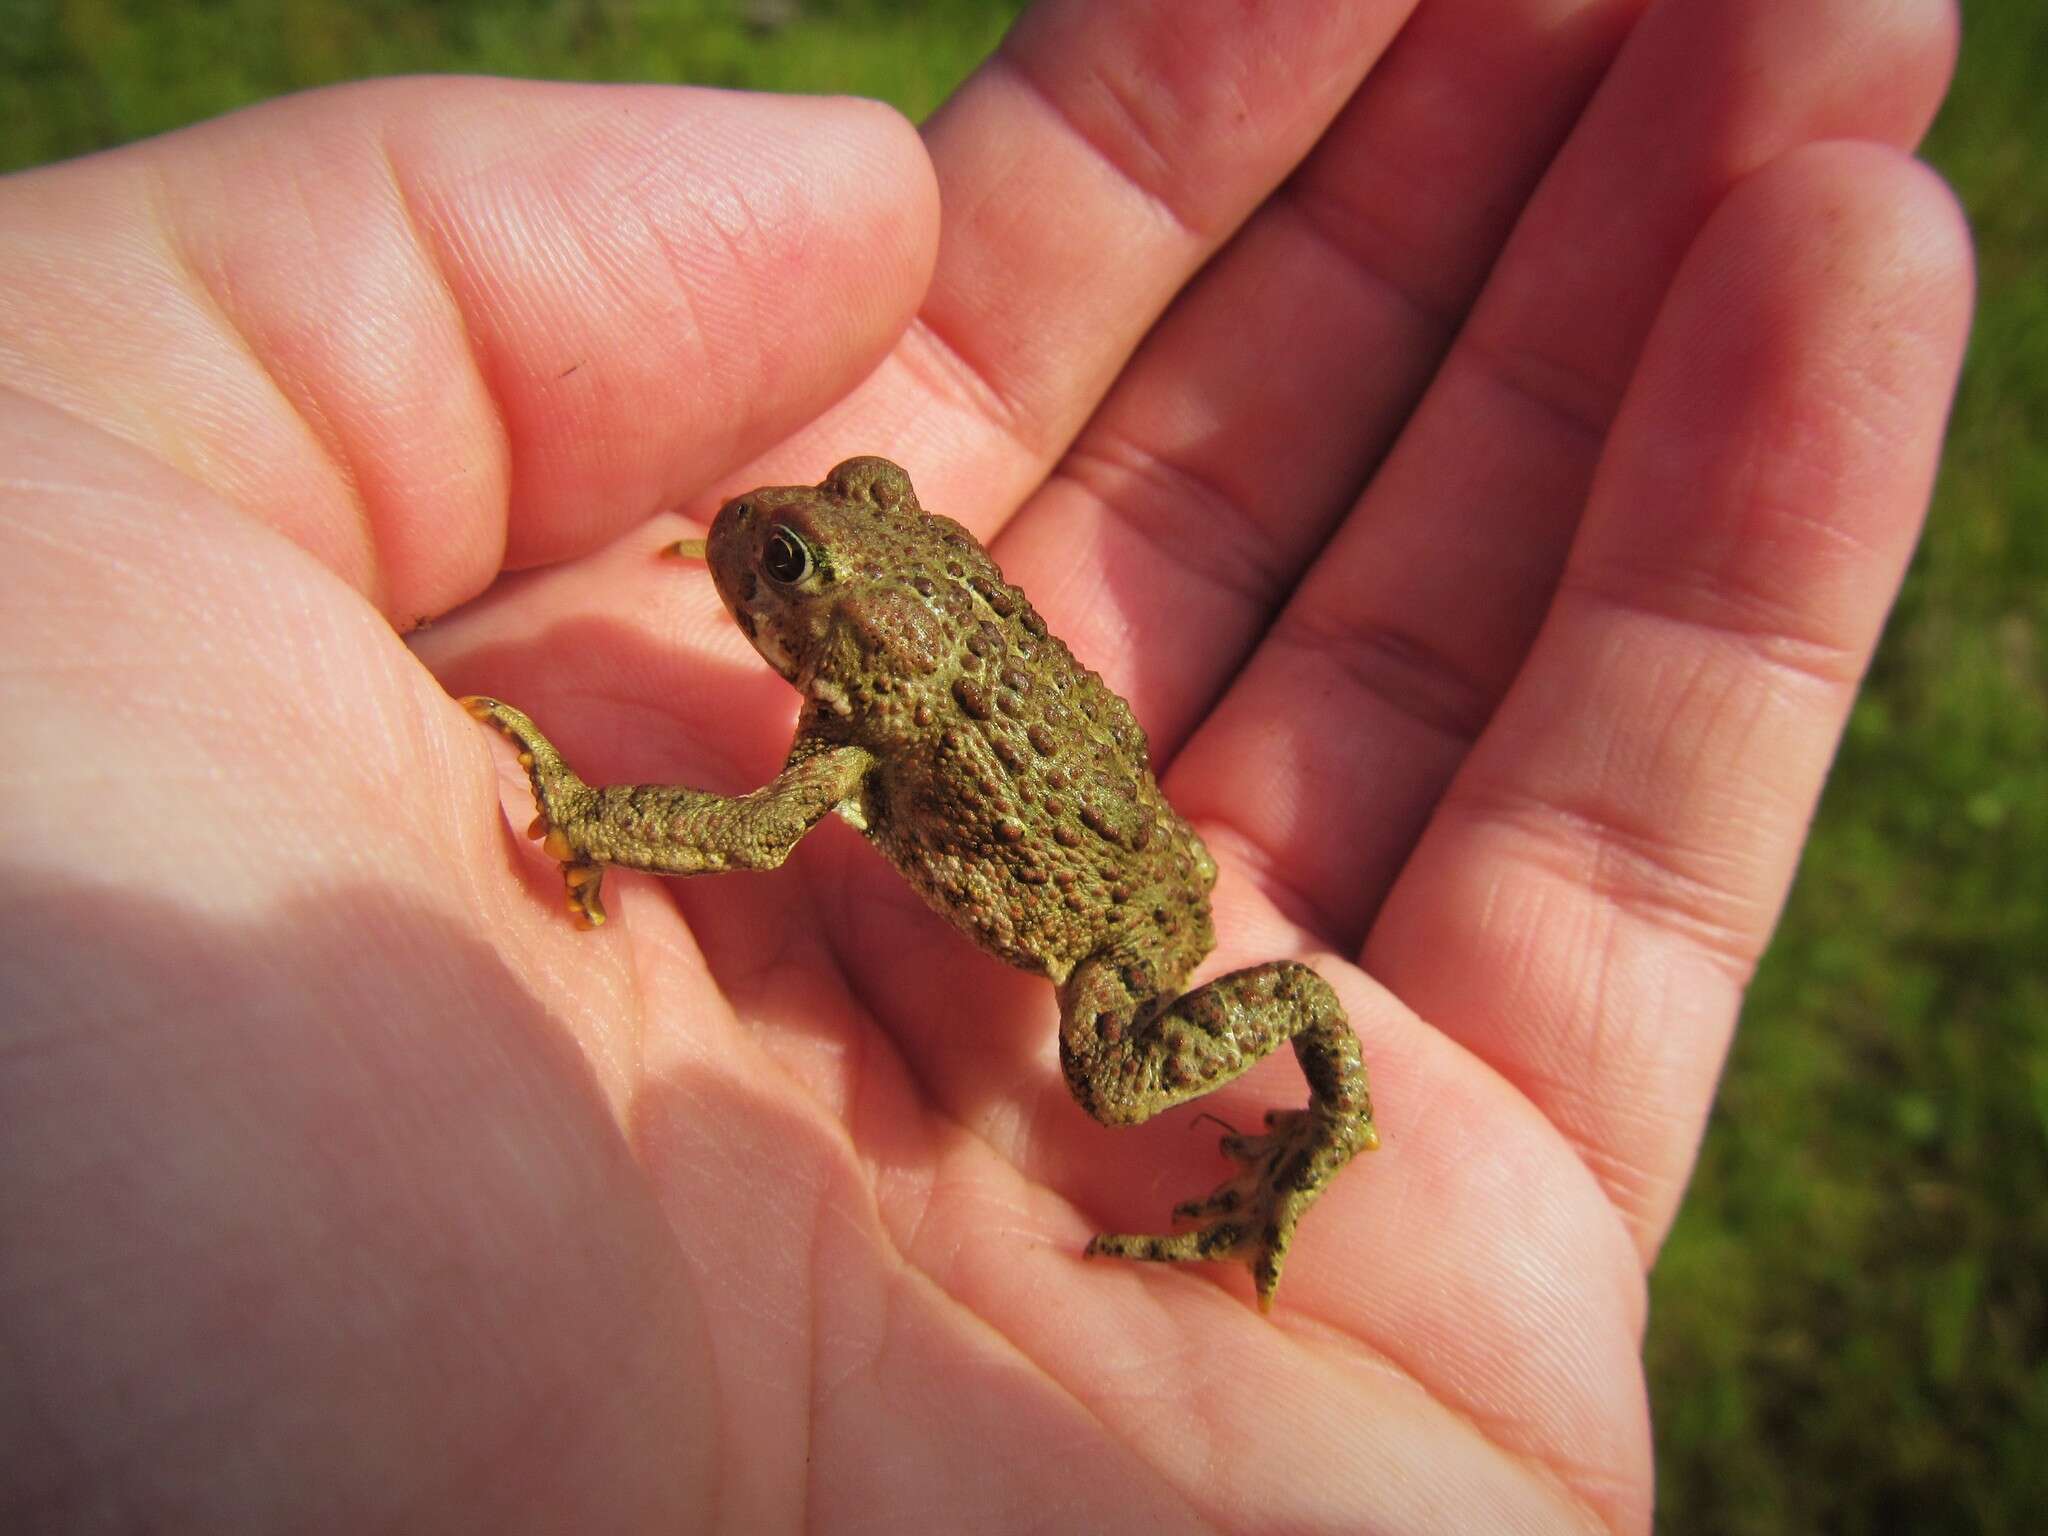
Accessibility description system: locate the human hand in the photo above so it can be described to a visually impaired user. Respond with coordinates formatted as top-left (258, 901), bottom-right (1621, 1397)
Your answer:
top-left (0, 2), bottom-right (1970, 1531)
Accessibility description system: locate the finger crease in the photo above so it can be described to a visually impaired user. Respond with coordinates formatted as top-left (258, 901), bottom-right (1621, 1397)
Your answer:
top-left (1059, 434), bottom-right (1291, 613)
top-left (1276, 609), bottom-right (1501, 746)
top-left (898, 310), bottom-right (1055, 466)
top-left (1560, 561), bottom-right (1879, 691)
top-left (1188, 815), bottom-right (1350, 950)
top-left (1280, 174), bottom-right (1469, 344)
top-left (1458, 325), bottom-right (1621, 453)
top-left (994, 51), bottom-right (1207, 244)
top-left (1452, 783), bottom-right (1770, 977)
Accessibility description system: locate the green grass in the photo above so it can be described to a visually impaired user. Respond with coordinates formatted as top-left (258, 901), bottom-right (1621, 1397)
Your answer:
top-left (0, 0), bottom-right (1024, 165)
top-left (4, 2), bottom-right (2043, 1530)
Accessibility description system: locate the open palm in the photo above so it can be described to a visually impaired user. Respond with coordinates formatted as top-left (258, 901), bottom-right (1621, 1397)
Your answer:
top-left (0, 2), bottom-right (1970, 1531)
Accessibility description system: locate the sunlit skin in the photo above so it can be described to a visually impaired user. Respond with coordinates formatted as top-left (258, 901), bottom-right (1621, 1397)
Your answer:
top-left (0, 1), bottom-right (1969, 1531)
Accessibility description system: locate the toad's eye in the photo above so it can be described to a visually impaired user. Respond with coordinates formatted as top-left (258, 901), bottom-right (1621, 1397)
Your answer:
top-left (763, 526), bottom-right (813, 585)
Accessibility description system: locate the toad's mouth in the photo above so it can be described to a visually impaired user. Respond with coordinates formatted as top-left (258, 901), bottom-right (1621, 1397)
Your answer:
top-left (749, 623), bottom-right (797, 678)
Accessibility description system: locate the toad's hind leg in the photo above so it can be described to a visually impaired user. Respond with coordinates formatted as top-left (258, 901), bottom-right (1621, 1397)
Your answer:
top-left (1061, 956), bottom-right (1377, 1310)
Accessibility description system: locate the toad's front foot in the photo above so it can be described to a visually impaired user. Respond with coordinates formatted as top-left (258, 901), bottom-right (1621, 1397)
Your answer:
top-left (461, 695), bottom-right (611, 928)
top-left (1087, 1104), bottom-right (1377, 1311)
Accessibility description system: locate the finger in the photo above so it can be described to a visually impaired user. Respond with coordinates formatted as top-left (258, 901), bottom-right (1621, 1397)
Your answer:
top-left (0, 76), bottom-right (938, 622)
top-left (739, 0), bottom-right (1416, 525)
top-left (1366, 143), bottom-right (1974, 1254)
top-left (990, 0), bottom-right (1649, 750)
top-left (1167, 0), bottom-right (1959, 944)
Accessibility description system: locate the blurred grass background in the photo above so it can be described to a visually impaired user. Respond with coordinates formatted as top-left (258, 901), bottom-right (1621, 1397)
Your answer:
top-left (2, 1), bottom-right (2040, 1529)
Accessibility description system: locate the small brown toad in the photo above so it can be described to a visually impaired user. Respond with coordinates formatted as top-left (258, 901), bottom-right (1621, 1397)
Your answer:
top-left (464, 456), bottom-right (1375, 1307)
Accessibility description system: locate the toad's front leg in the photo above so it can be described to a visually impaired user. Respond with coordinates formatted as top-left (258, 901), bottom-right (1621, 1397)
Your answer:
top-left (1061, 953), bottom-right (1377, 1309)
top-left (462, 697), bottom-right (871, 926)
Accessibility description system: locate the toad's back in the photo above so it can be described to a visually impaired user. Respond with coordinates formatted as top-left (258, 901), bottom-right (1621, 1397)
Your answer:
top-left (832, 520), bottom-right (1217, 984)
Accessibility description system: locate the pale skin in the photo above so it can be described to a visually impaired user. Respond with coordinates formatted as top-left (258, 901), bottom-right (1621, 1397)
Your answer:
top-left (0, 2), bottom-right (1970, 1533)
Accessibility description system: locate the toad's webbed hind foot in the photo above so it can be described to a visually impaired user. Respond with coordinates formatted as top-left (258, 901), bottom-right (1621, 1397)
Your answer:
top-left (1064, 955), bottom-right (1376, 1310)
top-left (1087, 1103), bottom-right (1376, 1311)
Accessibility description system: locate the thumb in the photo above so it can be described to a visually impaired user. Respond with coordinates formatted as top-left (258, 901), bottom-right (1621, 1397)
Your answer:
top-left (0, 75), bottom-right (940, 622)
